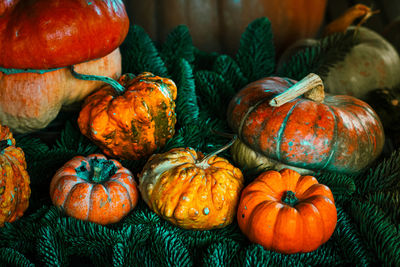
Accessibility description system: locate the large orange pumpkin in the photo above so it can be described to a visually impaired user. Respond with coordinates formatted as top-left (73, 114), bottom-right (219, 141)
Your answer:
top-left (237, 168), bottom-right (337, 254)
top-left (227, 73), bottom-right (385, 174)
top-left (50, 154), bottom-right (139, 225)
top-left (0, 124), bottom-right (30, 227)
top-left (125, 0), bottom-right (327, 54)
top-left (0, 0), bottom-right (129, 133)
top-left (78, 72), bottom-right (177, 161)
top-left (139, 141), bottom-right (244, 230)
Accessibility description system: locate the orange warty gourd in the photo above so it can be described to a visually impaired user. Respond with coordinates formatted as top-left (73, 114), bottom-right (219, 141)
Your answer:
top-left (78, 72), bottom-right (177, 161)
top-left (0, 0), bottom-right (129, 133)
top-left (50, 154), bottom-right (139, 225)
top-left (125, 0), bottom-right (327, 55)
top-left (227, 73), bottom-right (385, 174)
top-left (139, 141), bottom-right (244, 230)
top-left (0, 124), bottom-right (30, 227)
top-left (237, 168), bottom-right (337, 254)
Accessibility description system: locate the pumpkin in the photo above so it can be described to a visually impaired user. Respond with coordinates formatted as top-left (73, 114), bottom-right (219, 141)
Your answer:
top-left (139, 139), bottom-right (244, 230)
top-left (278, 4), bottom-right (400, 100)
top-left (78, 72), bottom-right (177, 161)
top-left (0, 0), bottom-right (129, 133)
top-left (237, 168), bottom-right (337, 254)
top-left (50, 154), bottom-right (139, 225)
top-left (125, 0), bottom-right (327, 55)
top-left (227, 73), bottom-right (385, 174)
top-left (0, 124), bottom-right (30, 227)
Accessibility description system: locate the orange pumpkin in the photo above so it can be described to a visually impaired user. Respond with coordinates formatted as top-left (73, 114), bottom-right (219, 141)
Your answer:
top-left (237, 168), bottom-right (337, 254)
top-left (139, 141), bottom-right (244, 230)
top-left (227, 73), bottom-right (385, 174)
top-left (50, 154), bottom-right (139, 225)
top-left (0, 0), bottom-right (129, 133)
top-left (0, 124), bottom-right (30, 227)
top-left (125, 0), bottom-right (327, 54)
top-left (78, 72), bottom-right (177, 161)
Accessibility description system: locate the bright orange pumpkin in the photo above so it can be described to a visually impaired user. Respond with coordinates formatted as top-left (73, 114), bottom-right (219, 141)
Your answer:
top-left (78, 72), bottom-right (177, 161)
top-left (50, 154), bottom-right (139, 225)
top-left (237, 168), bottom-right (337, 254)
top-left (0, 124), bottom-right (30, 227)
top-left (125, 0), bottom-right (327, 54)
top-left (0, 0), bottom-right (129, 133)
top-left (139, 143), bottom-right (244, 230)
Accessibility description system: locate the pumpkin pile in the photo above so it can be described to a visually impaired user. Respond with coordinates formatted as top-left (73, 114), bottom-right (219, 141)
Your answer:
top-left (1, 1), bottom-right (399, 265)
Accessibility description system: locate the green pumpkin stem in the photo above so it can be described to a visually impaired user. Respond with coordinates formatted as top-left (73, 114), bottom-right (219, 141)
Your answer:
top-left (70, 65), bottom-right (126, 95)
top-left (282, 191), bottom-right (298, 206)
top-left (90, 158), bottom-right (117, 184)
top-left (0, 139), bottom-right (12, 153)
top-left (269, 73), bottom-right (325, 107)
top-left (197, 135), bottom-right (238, 167)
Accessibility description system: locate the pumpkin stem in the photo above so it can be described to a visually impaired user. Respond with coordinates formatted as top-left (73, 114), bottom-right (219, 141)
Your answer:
top-left (282, 191), bottom-right (298, 206)
top-left (197, 135), bottom-right (238, 167)
top-left (90, 158), bottom-right (117, 184)
top-left (269, 73), bottom-right (324, 107)
top-left (70, 65), bottom-right (127, 95)
top-left (323, 4), bottom-right (379, 36)
top-left (0, 139), bottom-right (12, 153)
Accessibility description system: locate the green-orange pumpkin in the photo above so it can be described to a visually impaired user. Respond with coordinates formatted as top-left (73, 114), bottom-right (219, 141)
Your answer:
top-left (50, 154), bottom-right (139, 225)
top-left (227, 73), bottom-right (385, 174)
top-left (0, 124), bottom-right (30, 226)
top-left (237, 168), bottom-right (337, 254)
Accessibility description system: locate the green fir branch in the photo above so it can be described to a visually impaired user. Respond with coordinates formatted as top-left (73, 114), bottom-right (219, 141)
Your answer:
top-left (202, 238), bottom-right (241, 267)
top-left (277, 31), bottom-right (359, 81)
top-left (350, 200), bottom-right (400, 266)
top-left (315, 172), bottom-right (356, 204)
top-left (120, 25), bottom-right (168, 77)
top-left (0, 247), bottom-right (35, 267)
top-left (212, 55), bottom-right (248, 91)
top-left (37, 227), bottom-right (68, 267)
top-left (112, 243), bottom-right (125, 267)
top-left (193, 48), bottom-right (219, 72)
top-left (365, 190), bottom-right (400, 224)
top-left (173, 58), bottom-right (200, 125)
top-left (236, 17), bottom-right (275, 82)
top-left (160, 25), bottom-right (195, 69)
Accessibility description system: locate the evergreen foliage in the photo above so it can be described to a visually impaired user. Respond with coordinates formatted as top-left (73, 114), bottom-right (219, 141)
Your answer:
top-left (2, 18), bottom-right (399, 266)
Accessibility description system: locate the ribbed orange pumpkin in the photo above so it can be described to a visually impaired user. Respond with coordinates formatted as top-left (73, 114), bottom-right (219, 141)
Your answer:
top-left (0, 124), bottom-right (30, 227)
top-left (139, 144), bottom-right (244, 230)
top-left (50, 154), bottom-right (139, 225)
top-left (78, 72), bottom-right (177, 160)
top-left (0, 0), bottom-right (129, 133)
top-left (125, 0), bottom-right (327, 54)
top-left (237, 168), bottom-right (337, 254)
top-left (227, 73), bottom-right (385, 174)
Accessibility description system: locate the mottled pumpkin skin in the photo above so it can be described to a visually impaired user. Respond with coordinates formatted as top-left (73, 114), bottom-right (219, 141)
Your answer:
top-left (238, 168), bottom-right (337, 254)
top-left (227, 77), bottom-right (385, 173)
top-left (125, 0), bottom-right (327, 55)
top-left (0, 0), bottom-right (129, 69)
top-left (50, 154), bottom-right (139, 225)
top-left (78, 72), bottom-right (177, 160)
top-left (0, 49), bottom-right (122, 133)
top-left (139, 148), bottom-right (244, 230)
top-left (0, 125), bottom-right (30, 227)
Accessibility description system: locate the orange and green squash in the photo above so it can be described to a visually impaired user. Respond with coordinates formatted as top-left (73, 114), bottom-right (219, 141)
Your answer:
top-left (78, 72), bottom-right (177, 161)
top-left (0, 124), bottom-right (30, 227)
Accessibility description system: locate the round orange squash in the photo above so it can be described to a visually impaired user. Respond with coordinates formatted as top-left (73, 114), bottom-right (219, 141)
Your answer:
top-left (0, 124), bottom-right (31, 227)
top-left (227, 73), bottom-right (385, 174)
top-left (50, 154), bottom-right (139, 225)
top-left (0, 0), bottom-right (129, 133)
top-left (139, 141), bottom-right (244, 230)
top-left (237, 168), bottom-right (337, 254)
top-left (125, 0), bottom-right (327, 55)
top-left (78, 72), bottom-right (177, 161)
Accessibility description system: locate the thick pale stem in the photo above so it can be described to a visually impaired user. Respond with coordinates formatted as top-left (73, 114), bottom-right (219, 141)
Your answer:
top-left (91, 166), bottom-right (103, 183)
top-left (197, 135), bottom-right (238, 167)
top-left (269, 73), bottom-right (324, 107)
